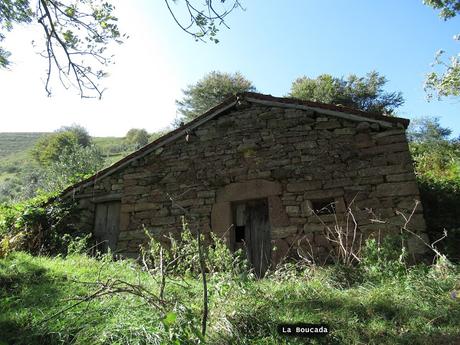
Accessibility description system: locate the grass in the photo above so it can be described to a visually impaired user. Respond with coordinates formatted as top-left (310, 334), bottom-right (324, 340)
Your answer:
top-left (0, 252), bottom-right (459, 344)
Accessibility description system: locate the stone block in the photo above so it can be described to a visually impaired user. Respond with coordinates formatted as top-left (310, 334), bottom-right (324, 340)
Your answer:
top-left (216, 179), bottom-right (282, 203)
top-left (303, 223), bottom-right (326, 233)
top-left (120, 212), bottom-right (130, 230)
top-left (150, 217), bottom-right (176, 226)
top-left (374, 129), bottom-right (405, 138)
top-left (304, 188), bottom-right (344, 199)
top-left (268, 195), bottom-right (290, 227)
top-left (294, 141), bottom-right (317, 150)
top-left (286, 206), bottom-right (300, 215)
top-left (124, 186), bottom-right (150, 196)
top-left (354, 133), bottom-right (374, 148)
top-left (301, 200), bottom-right (314, 217)
top-left (386, 173), bottom-right (416, 182)
top-left (375, 182), bottom-right (419, 197)
top-left (197, 190), bottom-right (216, 198)
top-left (272, 225), bottom-right (298, 239)
top-left (210, 201), bottom-right (232, 235)
top-left (134, 203), bottom-right (159, 212)
top-left (356, 122), bottom-right (370, 132)
top-left (376, 134), bottom-right (407, 145)
top-left (324, 178), bottom-right (353, 189)
top-left (286, 181), bottom-right (322, 192)
top-left (361, 142), bottom-right (408, 156)
top-left (334, 128), bottom-right (356, 135)
top-left (315, 120), bottom-right (342, 130)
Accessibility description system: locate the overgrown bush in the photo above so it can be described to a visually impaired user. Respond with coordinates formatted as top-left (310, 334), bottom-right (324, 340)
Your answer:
top-left (0, 193), bottom-right (79, 257)
top-left (360, 236), bottom-right (408, 283)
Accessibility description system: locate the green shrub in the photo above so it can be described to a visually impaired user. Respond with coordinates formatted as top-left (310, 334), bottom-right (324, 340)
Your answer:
top-left (360, 236), bottom-right (408, 283)
top-left (0, 193), bottom-right (79, 257)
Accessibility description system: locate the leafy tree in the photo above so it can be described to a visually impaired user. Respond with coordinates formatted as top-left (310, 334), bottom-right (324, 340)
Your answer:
top-left (164, 0), bottom-right (242, 43)
top-left (31, 124), bottom-right (92, 166)
top-left (424, 0), bottom-right (460, 20)
top-left (1, 1), bottom-right (242, 98)
top-left (0, 0), bottom-right (33, 68)
top-left (57, 124), bottom-right (92, 147)
top-left (289, 71), bottom-right (404, 115)
top-left (1, 0), bottom-right (121, 98)
top-left (32, 131), bottom-right (79, 166)
top-left (176, 71), bottom-right (256, 123)
top-left (124, 128), bottom-right (149, 149)
top-left (424, 0), bottom-right (460, 99)
top-left (408, 116), bottom-right (452, 142)
top-left (37, 142), bottom-right (105, 193)
top-left (408, 116), bottom-right (460, 183)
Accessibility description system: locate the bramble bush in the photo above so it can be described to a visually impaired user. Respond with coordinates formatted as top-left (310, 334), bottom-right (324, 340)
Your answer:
top-left (0, 193), bottom-right (79, 257)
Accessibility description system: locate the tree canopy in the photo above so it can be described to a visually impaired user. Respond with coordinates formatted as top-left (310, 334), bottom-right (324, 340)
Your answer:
top-left (408, 116), bottom-right (460, 185)
top-left (31, 124), bottom-right (93, 166)
top-left (408, 116), bottom-right (453, 143)
top-left (1, 1), bottom-right (241, 98)
top-left (424, 0), bottom-right (460, 20)
top-left (423, 0), bottom-right (460, 99)
top-left (164, 0), bottom-right (242, 43)
top-left (1, 0), bottom-right (122, 98)
top-left (289, 71), bottom-right (404, 115)
top-left (175, 71), bottom-right (256, 123)
top-left (124, 128), bottom-right (149, 149)
top-left (57, 124), bottom-right (92, 147)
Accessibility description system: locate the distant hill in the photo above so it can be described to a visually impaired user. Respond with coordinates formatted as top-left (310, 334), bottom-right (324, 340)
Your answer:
top-left (0, 133), bottom-right (127, 185)
top-left (0, 132), bottom-right (49, 159)
top-left (0, 131), bottom-right (167, 202)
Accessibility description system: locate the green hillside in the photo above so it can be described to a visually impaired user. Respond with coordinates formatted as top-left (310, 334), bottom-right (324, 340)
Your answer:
top-left (0, 133), bottom-right (49, 184)
top-left (0, 133), bottom-right (129, 202)
top-left (0, 132), bottom-right (48, 159)
top-left (0, 133), bottom-right (127, 175)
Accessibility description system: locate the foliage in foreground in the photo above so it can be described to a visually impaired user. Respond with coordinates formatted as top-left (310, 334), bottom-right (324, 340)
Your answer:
top-left (423, 0), bottom-right (460, 100)
top-left (0, 232), bottom-right (459, 345)
top-left (0, 194), bottom-right (78, 258)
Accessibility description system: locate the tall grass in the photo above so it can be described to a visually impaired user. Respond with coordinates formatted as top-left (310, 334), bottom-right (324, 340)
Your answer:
top-left (0, 249), bottom-right (458, 345)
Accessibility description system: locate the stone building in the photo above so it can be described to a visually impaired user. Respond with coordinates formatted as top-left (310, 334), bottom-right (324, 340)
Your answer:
top-left (61, 92), bottom-right (427, 275)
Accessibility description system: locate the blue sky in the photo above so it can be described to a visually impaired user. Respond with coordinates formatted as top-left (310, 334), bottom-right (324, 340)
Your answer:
top-left (1, 0), bottom-right (459, 136)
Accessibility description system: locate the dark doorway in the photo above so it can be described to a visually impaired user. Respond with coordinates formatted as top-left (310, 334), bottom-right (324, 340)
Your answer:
top-left (232, 199), bottom-right (271, 277)
top-left (94, 201), bottom-right (121, 253)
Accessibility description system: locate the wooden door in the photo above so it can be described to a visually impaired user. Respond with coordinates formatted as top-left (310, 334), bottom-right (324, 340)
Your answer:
top-left (94, 201), bottom-right (121, 252)
top-left (233, 199), bottom-right (271, 277)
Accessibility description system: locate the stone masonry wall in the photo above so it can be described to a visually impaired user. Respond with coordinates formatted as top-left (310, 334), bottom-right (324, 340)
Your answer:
top-left (70, 102), bottom-right (427, 263)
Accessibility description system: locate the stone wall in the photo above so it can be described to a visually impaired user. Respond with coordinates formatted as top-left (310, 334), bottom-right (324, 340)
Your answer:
top-left (69, 102), bottom-right (427, 262)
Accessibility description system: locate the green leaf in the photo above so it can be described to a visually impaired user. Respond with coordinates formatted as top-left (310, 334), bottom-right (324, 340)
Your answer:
top-left (162, 311), bottom-right (177, 327)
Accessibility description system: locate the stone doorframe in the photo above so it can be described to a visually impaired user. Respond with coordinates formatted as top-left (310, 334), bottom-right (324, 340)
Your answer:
top-left (211, 179), bottom-right (290, 244)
